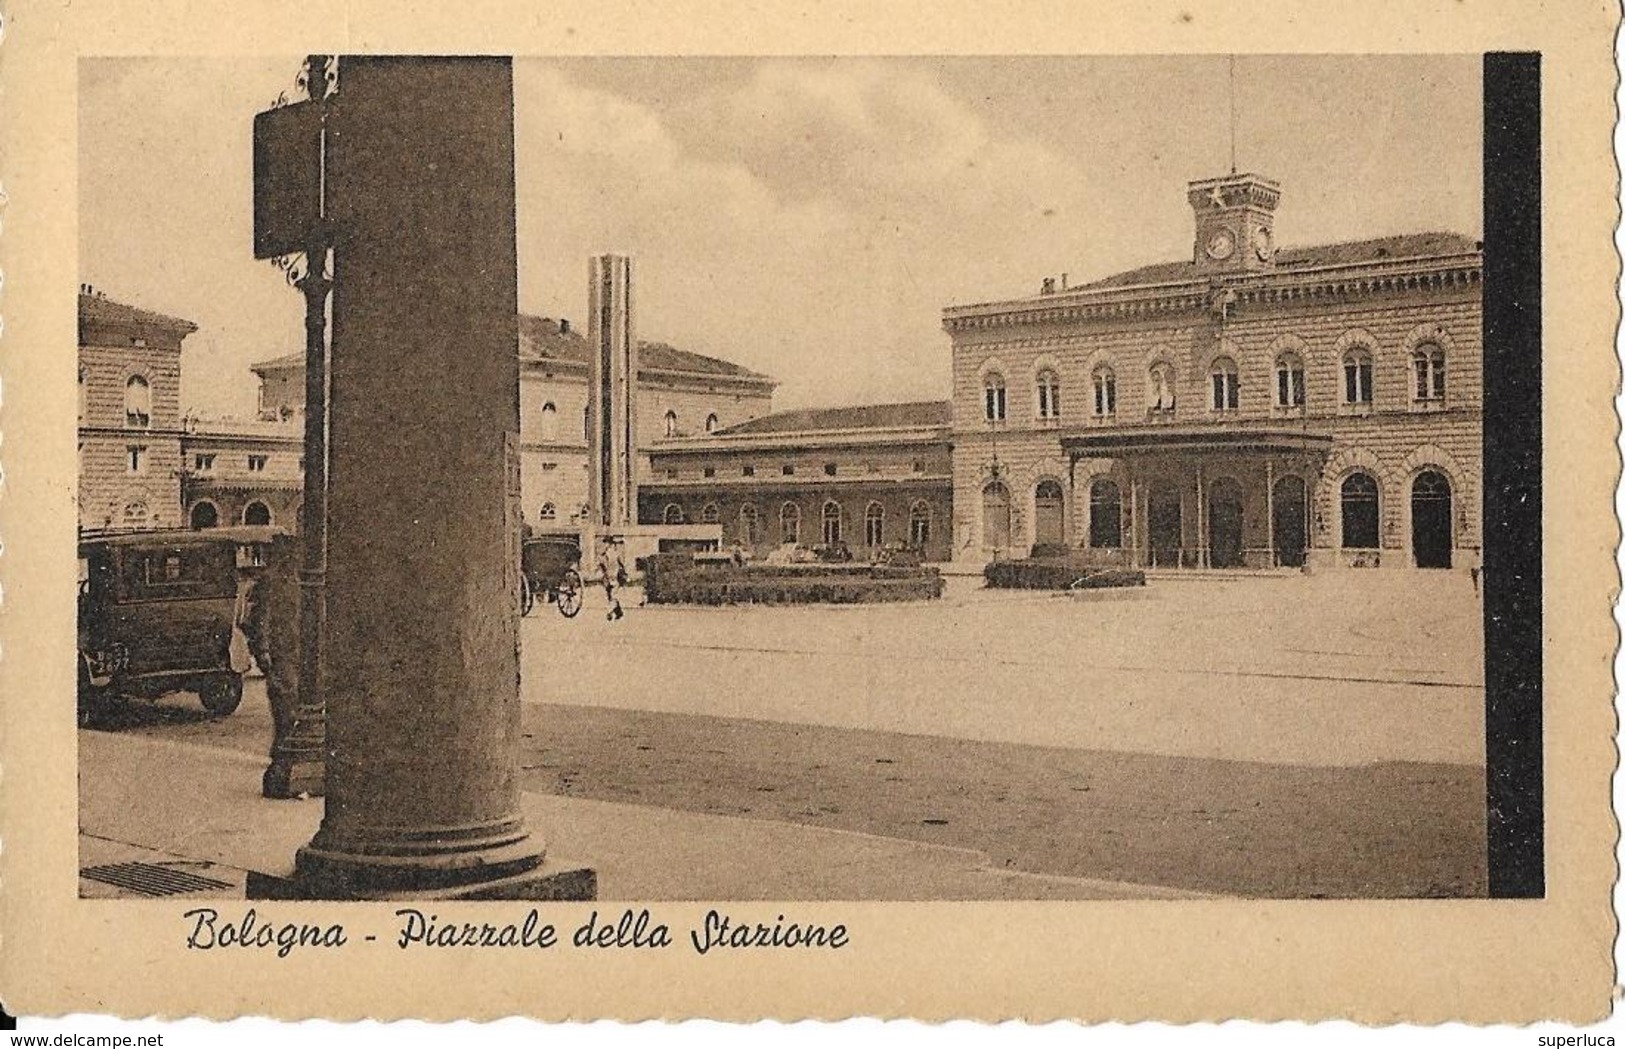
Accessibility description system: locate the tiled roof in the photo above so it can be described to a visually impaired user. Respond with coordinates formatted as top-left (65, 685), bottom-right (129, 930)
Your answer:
top-left (1074, 232), bottom-right (1482, 291)
top-left (521, 315), bottom-right (771, 380)
top-left (256, 315), bottom-right (770, 384)
top-left (716, 401), bottom-right (952, 436)
top-left (78, 292), bottom-right (197, 335)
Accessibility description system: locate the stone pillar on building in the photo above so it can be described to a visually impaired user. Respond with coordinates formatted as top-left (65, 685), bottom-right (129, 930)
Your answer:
top-left (256, 56), bottom-right (592, 900)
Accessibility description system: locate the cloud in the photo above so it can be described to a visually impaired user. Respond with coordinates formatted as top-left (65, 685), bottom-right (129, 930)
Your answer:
top-left (513, 60), bottom-right (1100, 410)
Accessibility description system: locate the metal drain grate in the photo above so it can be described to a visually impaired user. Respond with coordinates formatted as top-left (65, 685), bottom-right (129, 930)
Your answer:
top-left (80, 862), bottom-right (234, 897)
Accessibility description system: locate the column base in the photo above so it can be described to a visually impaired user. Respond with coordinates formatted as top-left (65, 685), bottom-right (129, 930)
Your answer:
top-left (262, 754), bottom-right (326, 799)
top-left (247, 857), bottom-right (596, 901)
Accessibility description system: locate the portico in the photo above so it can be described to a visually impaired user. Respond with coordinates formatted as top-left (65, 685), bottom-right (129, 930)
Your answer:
top-left (1063, 428), bottom-right (1334, 570)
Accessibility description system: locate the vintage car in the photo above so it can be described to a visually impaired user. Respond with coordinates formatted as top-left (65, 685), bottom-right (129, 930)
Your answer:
top-left (77, 527), bottom-right (278, 722)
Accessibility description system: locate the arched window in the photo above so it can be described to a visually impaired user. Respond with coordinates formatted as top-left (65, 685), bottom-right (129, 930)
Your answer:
top-left (1209, 357), bottom-right (1239, 411)
top-left (739, 503), bottom-right (760, 545)
top-left (1089, 479), bottom-right (1122, 548)
top-left (663, 410), bottom-right (678, 438)
top-left (539, 401), bottom-right (558, 441)
top-left (822, 500), bottom-right (844, 545)
top-left (121, 500), bottom-right (150, 528)
top-left (780, 502), bottom-right (801, 544)
top-left (1340, 472), bottom-right (1380, 549)
top-left (189, 501), bottom-right (219, 529)
top-left (1092, 366), bottom-right (1116, 418)
top-left (1343, 347), bottom-right (1375, 405)
top-left (1148, 362), bottom-right (1176, 413)
top-left (663, 503), bottom-right (685, 525)
top-left (1274, 352), bottom-right (1305, 408)
top-left (864, 501), bottom-right (885, 547)
top-left (1036, 369), bottom-right (1062, 420)
top-left (539, 501), bottom-right (557, 521)
top-left (908, 500), bottom-right (932, 547)
top-left (78, 366), bottom-right (87, 423)
top-left (1412, 344), bottom-right (1446, 402)
top-left (983, 372), bottom-right (1007, 422)
top-left (124, 375), bottom-right (151, 428)
top-left (705, 412), bottom-right (720, 433)
top-left (701, 502), bottom-right (720, 525)
top-left (243, 501), bottom-right (272, 527)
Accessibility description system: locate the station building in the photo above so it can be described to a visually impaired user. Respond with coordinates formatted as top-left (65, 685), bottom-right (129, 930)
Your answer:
top-left (639, 401), bottom-right (955, 563)
top-left (84, 171), bottom-right (1483, 574)
top-left (941, 171), bottom-right (1483, 570)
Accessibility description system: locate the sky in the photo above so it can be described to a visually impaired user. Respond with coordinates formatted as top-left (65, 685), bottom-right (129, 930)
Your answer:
top-left (79, 55), bottom-right (1482, 419)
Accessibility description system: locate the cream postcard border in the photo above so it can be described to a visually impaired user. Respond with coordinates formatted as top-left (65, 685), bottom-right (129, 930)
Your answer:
top-left (0, 0), bottom-right (1617, 1024)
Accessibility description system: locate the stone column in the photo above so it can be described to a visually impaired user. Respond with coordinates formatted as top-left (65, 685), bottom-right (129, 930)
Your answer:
top-left (278, 57), bottom-right (591, 900)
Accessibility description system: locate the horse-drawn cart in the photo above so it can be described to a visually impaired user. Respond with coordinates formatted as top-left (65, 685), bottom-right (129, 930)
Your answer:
top-left (519, 534), bottom-right (584, 618)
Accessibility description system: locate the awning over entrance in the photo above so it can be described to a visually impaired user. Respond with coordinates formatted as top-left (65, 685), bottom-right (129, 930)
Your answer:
top-left (1060, 426), bottom-right (1335, 459)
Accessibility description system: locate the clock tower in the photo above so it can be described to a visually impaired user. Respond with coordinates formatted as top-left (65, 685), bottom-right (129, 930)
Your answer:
top-left (1188, 173), bottom-right (1280, 273)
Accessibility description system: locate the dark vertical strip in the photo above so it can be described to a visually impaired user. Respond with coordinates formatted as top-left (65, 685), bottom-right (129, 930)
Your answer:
top-left (1482, 51), bottom-right (1543, 898)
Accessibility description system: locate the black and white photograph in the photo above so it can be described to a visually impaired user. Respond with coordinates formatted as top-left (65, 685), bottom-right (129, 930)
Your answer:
top-left (2, 0), bottom-right (1616, 1029)
top-left (71, 52), bottom-right (1504, 903)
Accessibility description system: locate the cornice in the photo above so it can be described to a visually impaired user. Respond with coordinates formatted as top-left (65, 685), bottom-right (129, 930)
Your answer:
top-left (943, 252), bottom-right (1483, 334)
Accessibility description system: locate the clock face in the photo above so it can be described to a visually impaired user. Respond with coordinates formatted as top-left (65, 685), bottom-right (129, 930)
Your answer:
top-left (1205, 229), bottom-right (1236, 261)
top-left (1253, 227), bottom-right (1274, 261)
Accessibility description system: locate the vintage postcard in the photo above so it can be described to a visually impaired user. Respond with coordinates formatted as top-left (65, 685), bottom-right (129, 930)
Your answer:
top-left (0, 0), bottom-right (1618, 1029)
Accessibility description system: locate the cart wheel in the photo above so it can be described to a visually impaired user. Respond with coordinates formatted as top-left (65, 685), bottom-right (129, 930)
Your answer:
top-left (199, 674), bottom-right (244, 718)
top-left (519, 574), bottom-right (536, 617)
top-left (556, 569), bottom-right (583, 618)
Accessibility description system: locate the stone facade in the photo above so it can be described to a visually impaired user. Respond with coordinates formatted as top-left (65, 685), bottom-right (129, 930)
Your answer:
top-left (77, 288), bottom-right (193, 532)
top-left (943, 172), bottom-right (1483, 571)
top-left (639, 402), bottom-right (956, 563)
top-left (179, 419), bottom-right (304, 530)
top-left (250, 315), bottom-right (776, 533)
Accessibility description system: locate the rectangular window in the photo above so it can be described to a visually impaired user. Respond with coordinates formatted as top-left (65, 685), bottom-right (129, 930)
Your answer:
top-left (126, 446), bottom-right (146, 474)
top-left (193, 453), bottom-right (216, 472)
top-left (743, 465), bottom-right (756, 477)
top-left (703, 466), bottom-right (716, 478)
top-left (1344, 362), bottom-right (1374, 405)
top-left (247, 455), bottom-right (269, 472)
top-left (823, 463), bottom-right (838, 477)
top-left (782, 464), bottom-right (795, 476)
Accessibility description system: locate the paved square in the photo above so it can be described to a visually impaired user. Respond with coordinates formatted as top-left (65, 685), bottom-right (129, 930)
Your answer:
top-left (99, 571), bottom-right (1486, 897)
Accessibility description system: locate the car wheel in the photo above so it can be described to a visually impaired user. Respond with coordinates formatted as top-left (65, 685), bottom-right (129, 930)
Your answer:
top-left (199, 674), bottom-right (244, 718)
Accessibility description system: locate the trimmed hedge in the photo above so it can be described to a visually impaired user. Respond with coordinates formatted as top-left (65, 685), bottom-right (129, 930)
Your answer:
top-left (650, 573), bottom-right (944, 605)
top-left (983, 557), bottom-right (1146, 591)
top-left (643, 555), bottom-right (945, 605)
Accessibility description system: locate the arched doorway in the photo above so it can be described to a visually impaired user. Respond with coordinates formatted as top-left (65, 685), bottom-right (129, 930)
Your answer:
top-left (1271, 475), bottom-right (1308, 568)
top-left (189, 501), bottom-right (219, 529)
top-left (243, 501), bottom-right (272, 526)
top-left (1411, 470), bottom-right (1453, 568)
top-left (981, 482), bottom-right (1012, 552)
top-left (1148, 484), bottom-right (1182, 567)
top-left (1033, 480), bottom-right (1065, 547)
top-left (1207, 477), bottom-right (1244, 568)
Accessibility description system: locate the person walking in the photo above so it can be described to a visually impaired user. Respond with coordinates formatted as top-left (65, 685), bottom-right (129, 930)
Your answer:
top-left (598, 536), bottom-right (626, 621)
